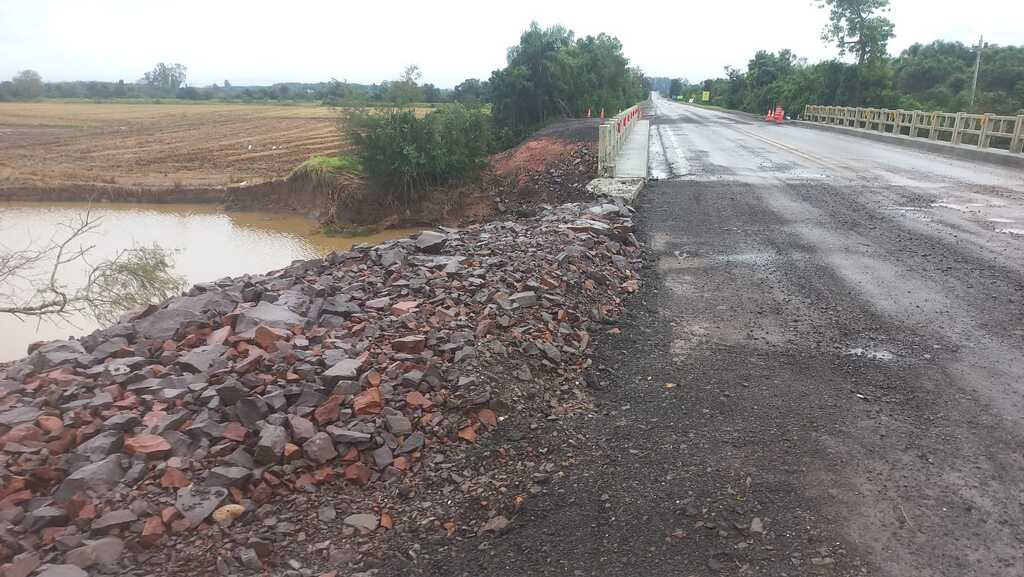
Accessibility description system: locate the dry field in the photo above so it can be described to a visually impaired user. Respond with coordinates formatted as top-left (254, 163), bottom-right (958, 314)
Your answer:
top-left (0, 101), bottom-right (346, 191)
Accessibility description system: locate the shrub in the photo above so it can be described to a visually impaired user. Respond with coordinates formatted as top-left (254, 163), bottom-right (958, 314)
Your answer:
top-left (347, 103), bottom-right (491, 210)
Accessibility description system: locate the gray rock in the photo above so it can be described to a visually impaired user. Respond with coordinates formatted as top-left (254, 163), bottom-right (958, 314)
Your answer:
top-left (91, 509), bottom-right (137, 531)
top-left (36, 564), bottom-right (89, 577)
top-left (398, 431), bottom-right (425, 454)
top-left (0, 406), bottom-right (42, 427)
top-left (372, 446), bottom-right (393, 469)
top-left (55, 455), bottom-right (124, 503)
top-left (214, 379), bottom-right (248, 405)
top-left (326, 427), bottom-right (371, 444)
top-left (25, 505), bottom-right (68, 531)
top-left (322, 358), bottom-right (361, 384)
top-left (509, 291), bottom-right (539, 307)
top-left (167, 291), bottom-right (239, 316)
top-left (29, 340), bottom-right (86, 372)
top-left (206, 466), bottom-right (252, 488)
top-left (235, 397), bottom-right (269, 429)
top-left (75, 431), bottom-right (123, 462)
top-left (64, 537), bottom-right (124, 569)
top-left (255, 424), bottom-right (288, 464)
top-left (103, 413), bottom-right (141, 432)
top-left (321, 296), bottom-right (362, 318)
top-left (135, 308), bottom-right (202, 341)
top-left (175, 485), bottom-right (228, 528)
top-left (385, 415), bottom-right (412, 436)
top-left (239, 547), bottom-right (262, 571)
top-left (415, 231), bottom-right (447, 253)
top-left (317, 505), bottom-right (336, 522)
top-left (235, 302), bottom-right (305, 333)
top-left (175, 344), bottom-right (227, 373)
top-left (286, 415), bottom-right (316, 443)
top-left (343, 513), bottom-right (378, 531)
top-left (302, 432), bottom-right (338, 464)
top-left (3, 552), bottom-right (41, 577)
top-left (224, 447), bottom-right (255, 469)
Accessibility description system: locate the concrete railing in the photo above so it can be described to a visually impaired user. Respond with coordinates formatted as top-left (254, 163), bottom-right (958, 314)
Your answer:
top-left (803, 105), bottom-right (1024, 154)
top-left (598, 104), bottom-right (644, 176)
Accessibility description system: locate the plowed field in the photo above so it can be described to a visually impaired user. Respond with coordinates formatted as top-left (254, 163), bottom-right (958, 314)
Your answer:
top-left (0, 102), bottom-right (345, 191)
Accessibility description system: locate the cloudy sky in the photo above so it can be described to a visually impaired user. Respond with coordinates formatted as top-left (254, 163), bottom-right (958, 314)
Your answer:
top-left (1, 0), bottom-right (1021, 88)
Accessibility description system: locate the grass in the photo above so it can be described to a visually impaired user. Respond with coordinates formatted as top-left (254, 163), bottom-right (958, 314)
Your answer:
top-left (289, 154), bottom-right (361, 186)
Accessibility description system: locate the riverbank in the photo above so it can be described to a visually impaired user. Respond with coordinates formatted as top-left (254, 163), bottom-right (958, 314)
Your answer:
top-left (0, 198), bottom-right (641, 576)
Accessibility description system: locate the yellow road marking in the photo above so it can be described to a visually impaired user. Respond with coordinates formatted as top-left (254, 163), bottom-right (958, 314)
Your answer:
top-left (732, 127), bottom-right (830, 167)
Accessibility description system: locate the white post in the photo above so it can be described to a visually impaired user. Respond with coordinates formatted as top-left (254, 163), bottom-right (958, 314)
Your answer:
top-left (1012, 115), bottom-right (1024, 153)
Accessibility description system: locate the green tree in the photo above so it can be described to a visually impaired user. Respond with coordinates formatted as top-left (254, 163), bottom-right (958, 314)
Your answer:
top-left (11, 70), bottom-right (44, 100)
top-left (141, 62), bottom-right (187, 94)
top-left (819, 0), bottom-right (895, 65)
top-left (387, 65), bottom-right (424, 105)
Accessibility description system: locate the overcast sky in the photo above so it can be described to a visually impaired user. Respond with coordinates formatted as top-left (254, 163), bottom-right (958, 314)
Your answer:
top-left (1, 0), bottom-right (1021, 88)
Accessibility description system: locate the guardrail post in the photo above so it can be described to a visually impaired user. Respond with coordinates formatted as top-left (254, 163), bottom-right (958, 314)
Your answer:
top-left (893, 109), bottom-right (903, 135)
top-left (909, 111), bottom-right (919, 138)
top-left (929, 113), bottom-right (939, 140)
top-left (952, 112), bottom-right (965, 145)
top-left (1012, 115), bottom-right (1024, 154)
top-left (978, 113), bottom-right (993, 149)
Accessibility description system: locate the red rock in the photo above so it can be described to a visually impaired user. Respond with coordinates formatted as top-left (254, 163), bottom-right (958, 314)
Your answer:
top-left (223, 422), bottom-right (248, 442)
top-left (1, 424), bottom-right (41, 445)
top-left (0, 489), bottom-right (31, 509)
top-left (141, 517), bottom-right (166, 547)
top-left (160, 506), bottom-right (178, 524)
top-left (314, 394), bottom-right (343, 425)
top-left (343, 462), bottom-right (371, 485)
top-left (283, 443), bottom-right (301, 462)
top-left (254, 325), bottom-right (289, 350)
top-left (391, 335), bottom-right (426, 354)
top-left (405, 390), bottom-right (432, 409)
top-left (353, 389), bottom-right (383, 416)
top-left (36, 416), bottom-right (64, 435)
top-left (339, 447), bottom-right (360, 464)
top-left (124, 434), bottom-right (171, 459)
top-left (477, 409), bottom-right (497, 429)
top-left (380, 512), bottom-right (394, 529)
top-left (390, 300), bottom-right (420, 316)
top-left (160, 468), bottom-right (190, 488)
top-left (458, 425), bottom-right (478, 443)
top-left (0, 476), bottom-right (26, 499)
top-left (142, 410), bottom-right (167, 427)
top-left (207, 325), bottom-right (232, 346)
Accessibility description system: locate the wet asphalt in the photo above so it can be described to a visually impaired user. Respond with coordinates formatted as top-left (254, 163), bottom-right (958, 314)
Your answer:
top-left (415, 97), bottom-right (1024, 577)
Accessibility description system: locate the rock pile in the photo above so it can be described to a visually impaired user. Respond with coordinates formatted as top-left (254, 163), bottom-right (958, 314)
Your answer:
top-left (0, 200), bottom-right (641, 576)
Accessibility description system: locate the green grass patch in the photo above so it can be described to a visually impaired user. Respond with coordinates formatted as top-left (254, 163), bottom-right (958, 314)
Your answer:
top-left (321, 222), bottom-right (380, 237)
top-left (290, 154), bottom-right (361, 186)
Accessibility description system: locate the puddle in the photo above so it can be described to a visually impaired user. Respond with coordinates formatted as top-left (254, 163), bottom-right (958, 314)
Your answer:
top-left (996, 228), bottom-right (1024, 236)
top-left (988, 218), bottom-right (1016, 223)
top-left (884, 206), bottom-right (926, 211)
top-left (845, 348), bottom-right (895, 361)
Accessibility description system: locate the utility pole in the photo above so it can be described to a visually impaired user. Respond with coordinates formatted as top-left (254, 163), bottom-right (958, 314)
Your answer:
top-left (969, 35), bottom-right (983, 110)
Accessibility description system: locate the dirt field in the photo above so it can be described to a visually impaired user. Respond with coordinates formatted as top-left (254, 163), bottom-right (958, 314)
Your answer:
top-left (0, 101), bottom-right (346, 192)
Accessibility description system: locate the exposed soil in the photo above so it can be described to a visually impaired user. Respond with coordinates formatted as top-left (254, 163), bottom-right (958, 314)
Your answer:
top-left (0, 102), bottom-right (343, 194)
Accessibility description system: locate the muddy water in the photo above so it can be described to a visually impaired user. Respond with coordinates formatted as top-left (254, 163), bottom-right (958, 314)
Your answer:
top-left (0, 202), bottom-right (417, 361)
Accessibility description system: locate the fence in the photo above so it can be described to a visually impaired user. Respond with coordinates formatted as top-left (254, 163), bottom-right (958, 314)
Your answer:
top-left (802, 105), bottom-right (1024, 155)
top-left (598, 104), bottom-right (643, 176)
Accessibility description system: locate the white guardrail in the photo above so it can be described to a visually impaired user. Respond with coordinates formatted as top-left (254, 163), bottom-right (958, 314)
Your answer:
top-left (598, 104), bottom-right (643, 176)
top-left (803, 105), bottom-right (1024, 154)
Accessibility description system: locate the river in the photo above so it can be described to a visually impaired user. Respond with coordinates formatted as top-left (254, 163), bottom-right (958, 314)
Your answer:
top-left (0, 202), bottom-right (417, 362)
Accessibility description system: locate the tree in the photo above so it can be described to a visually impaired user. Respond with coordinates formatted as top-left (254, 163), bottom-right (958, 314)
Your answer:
top-left (0, 212), bottom-right (184, 323)
top-left (387, 65), bottom-right (424, 105)
top-left (819, 0), bottom-right (895, 65)
top-left (11, 70), bottom-right (44, 100)
top-left (141, 62), bottom-right (187, 94)
top-left (453, 78), bottom-right (489, 103)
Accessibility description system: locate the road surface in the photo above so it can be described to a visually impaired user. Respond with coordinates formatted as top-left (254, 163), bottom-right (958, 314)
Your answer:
top-left (417, 97), bottom-right (1024, 576)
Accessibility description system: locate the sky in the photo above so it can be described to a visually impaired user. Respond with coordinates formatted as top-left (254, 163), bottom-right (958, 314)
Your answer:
top-left (1, 0), bottom-right (1022, 88)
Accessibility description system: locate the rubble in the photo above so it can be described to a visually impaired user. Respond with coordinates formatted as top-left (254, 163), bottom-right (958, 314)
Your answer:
top-left (0, 200), bottom-right (641, 576)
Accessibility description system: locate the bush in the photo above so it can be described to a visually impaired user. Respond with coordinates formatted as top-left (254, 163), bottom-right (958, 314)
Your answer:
top-left (347, 103), bottom-right (491, 210)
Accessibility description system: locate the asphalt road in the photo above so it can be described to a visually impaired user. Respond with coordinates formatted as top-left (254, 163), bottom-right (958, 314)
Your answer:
top-left (418, 98), bottom-right (1024, 577)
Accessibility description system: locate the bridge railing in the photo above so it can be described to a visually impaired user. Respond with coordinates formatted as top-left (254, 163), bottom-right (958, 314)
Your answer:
top-left (803, 105), bottom-right (1024, 155)
top-left (598, 104), bottom-right (644, 176)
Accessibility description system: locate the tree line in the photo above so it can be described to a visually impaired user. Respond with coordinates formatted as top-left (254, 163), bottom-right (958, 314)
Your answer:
top-left (657, 0), bottom-right (1024, 117)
